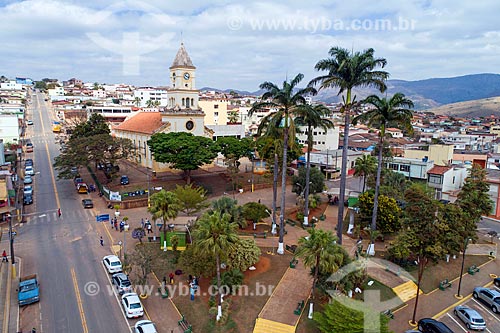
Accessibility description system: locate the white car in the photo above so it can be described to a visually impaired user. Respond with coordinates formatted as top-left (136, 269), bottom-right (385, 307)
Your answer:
top-left (23, 185), bottom-right (33, 196)
top-left (102, 255), bottom-right (122, 274)
top-left (134, 320), bottom-right (157, 333)
top-left (121, 293), bottom-right (144, 318)
top-left (25, 166), bottom-right (34, 176)
top-left (23, 175), bottom-right (33, 184)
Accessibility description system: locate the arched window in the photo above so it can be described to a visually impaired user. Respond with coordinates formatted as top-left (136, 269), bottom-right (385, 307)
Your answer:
top-left (191, 98), bottom-right (194, 107)
top-left (182, 98), bottom-right (185, 106)
top-left (186, 98), bottom-right (190, 108)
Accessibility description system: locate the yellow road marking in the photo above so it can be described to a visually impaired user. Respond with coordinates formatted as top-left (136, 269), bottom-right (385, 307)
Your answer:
top-left (71, 268), bottom-right (88, 333)
top-left (45, 143), bottom-right (61, 209)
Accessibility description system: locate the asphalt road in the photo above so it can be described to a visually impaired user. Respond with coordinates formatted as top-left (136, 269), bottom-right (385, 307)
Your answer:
top-left (16, 91), bottom-right (131, 332)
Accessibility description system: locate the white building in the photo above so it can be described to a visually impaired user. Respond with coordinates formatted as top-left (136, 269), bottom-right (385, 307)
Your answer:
top-left (0, 114), bottom-right (21, 143)
top-left (427, 165), bottom-right (468, 201)
top-left (386, 156), bottom-right (435, 180)
top-left (0, 81), bottom-right (23, 91)
top-left (297, 126), bottom-right (339, 151)
top-left (133, 87), bottom-right (168, 107)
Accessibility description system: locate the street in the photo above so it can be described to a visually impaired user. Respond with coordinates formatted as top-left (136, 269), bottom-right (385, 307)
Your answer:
top-left (16, 91), bottom-right (130, 332)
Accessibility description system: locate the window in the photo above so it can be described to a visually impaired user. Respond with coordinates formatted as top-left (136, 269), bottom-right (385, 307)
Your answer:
top-left (428, 174), bottom-right (443, 184)
top-left (214, 112), bottom-right (219, 117)
top-left (388, 163), bottom-right (399, 171)
top-left (214, 104), bottom-right (219, 109)
top-left (400, 165), bottom-right (410, 172)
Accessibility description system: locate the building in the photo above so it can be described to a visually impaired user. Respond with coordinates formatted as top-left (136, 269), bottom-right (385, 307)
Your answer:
top-left (404, 144), bottom-right (454, 166)
top-left (296, 126), bottom-right (339, 151)
top-left (199, 97), bottom-right (229, 125)
top-left (386, 157), bottom-right (435, 180)
top-left (87, 106), bottom-right (138, 126)
top-left (0, 114), bottom-right (21, 143)
top-left (133, 87), bottom-right (168, 107)
top-left (114, 43), bottom-right (210, 172)
top-left (427, 165), bottom-right (468, 201)
top-left (487, 169), bottom-right (500, 219)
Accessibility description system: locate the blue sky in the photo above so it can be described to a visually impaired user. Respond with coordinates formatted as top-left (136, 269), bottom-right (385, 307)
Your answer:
top-left (1, 0), bottom-right (500, 91)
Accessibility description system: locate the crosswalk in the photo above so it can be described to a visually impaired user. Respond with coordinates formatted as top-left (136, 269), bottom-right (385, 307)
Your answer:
top-left (20, 209), bottom-right (96, 226)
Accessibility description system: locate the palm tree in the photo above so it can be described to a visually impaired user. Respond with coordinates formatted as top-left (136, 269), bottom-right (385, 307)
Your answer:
top-left (148, 190), bottom-right (181, 251)
top-left (250, 74), bottom-right (315, 254)
top-left (353, 154), bottom-right (377, 193)
top-left (295, 229), bottom-right (345, 318)
top-left (353, 93), bottom-right (413, 231)
top-left (193, 211), bottom-right (239, 321)
top-left (309, 47), bottom-right (388, 244)
top-left (294, 104), bottom-right (334, 226)
top-left (133, 97), bottom-right (142, 107)
top-left (146, 99), bottom-right (155, 108)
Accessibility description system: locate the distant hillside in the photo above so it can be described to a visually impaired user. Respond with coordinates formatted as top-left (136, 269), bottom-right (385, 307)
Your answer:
top-left (424, 96), bottom-right (500, 118)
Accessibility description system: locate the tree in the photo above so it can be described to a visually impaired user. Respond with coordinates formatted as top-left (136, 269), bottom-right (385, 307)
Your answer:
top-left (314, 299), bottom-right (391, 333)
top-left (129, 244), bottom-right (157, 292)
top-left (211, 197), bottom-right (245, 228)
top-left (226, 238), bottom-right (261, 272)
top-left (133, 97), bottom-right (142, 107)
top-left (241, 202), bottom-right (268, 225)
top-left (34, 81), bottom-right (47, 90)
top-left (388, 184), bottom-right (449, 324)
top-left (250, 73), bottom-right (315, 254)
top-left (70, 113), bottom-right (110, 140)
top-left (172, 184), bottom-right (209, 216)
top-left (148, 132), bottom-right (218, 184)
top-left (216, 137), bottom-right (253, 194)
top-left (295, 229), bottom-right (345, 318)
top-left (178, 245), bottom-right (216, 277)
top-left (358, 192), bottom-right (402, 234)
top-left (309, 47), bottom-right (388, 244)
top-left (353, 93), bottom-right (414, 231)
top-left (292, 166), bottom-right (325, 196)
top-left (354, 154), bottom-right (377, 193)
top-left (148, 190), bottom-right (181, 250)
top-left (193, 211), bottom-right (240, 321)
top-left (228, 110), bottom-right (239, 124)
top-left (294, 103), bottom-right (334, 225)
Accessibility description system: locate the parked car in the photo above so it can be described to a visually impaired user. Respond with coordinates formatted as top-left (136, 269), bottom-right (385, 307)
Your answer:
top-left (473, 287), bottom-right (500, 313)
top-left (23, 175), bottom-right (33, 184)
top-left (418, 318), bottom-right (454, 333)
top-left (112, 272), bottom-right (132, 295)
top-left (134, 320), bottom-right (157, 333)
top-left (121, 293), bottom-right (144, 319)
top-left (120, 175), bottom-right (129, 185)
top-left (494, 277), bottom-right (500, 287)
top-left (25, 166), bottom-right (34, 176)
top-left (81, 199), bottom-right (93, 209)
top-left (23, 185), bottom-right (33, 196)
top-left (74, 177), bottom-right (84, 186)
top-left (454, 305), bottom-right (486, 330)
top-left (25, 142), bottom-right (33, 153)
top-left (70, 166), bottom-right (78, 174)
top-left (23, 194), bottom-right (33, 205)
top-left (25, 158), bottom-right (33, 167)
top-left (103, 255), bottom-right (122, 274)
top-left (27, 120), bottom-right (33, 125)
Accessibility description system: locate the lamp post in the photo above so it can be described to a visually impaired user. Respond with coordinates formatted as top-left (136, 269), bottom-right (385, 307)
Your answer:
top-left (456, 237), bottom-right (472, 298)
top-left (118, 240), bottom-right (123, 261)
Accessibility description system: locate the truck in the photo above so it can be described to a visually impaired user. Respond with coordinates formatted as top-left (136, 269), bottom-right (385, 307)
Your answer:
top-left (18, 274), bottom-right (40, 306)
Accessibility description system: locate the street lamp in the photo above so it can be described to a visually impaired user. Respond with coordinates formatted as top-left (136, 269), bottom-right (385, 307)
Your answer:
top-left (118, 240), bottom-right (123, 261)
top-left (456, 237), bottom-right (472, 298)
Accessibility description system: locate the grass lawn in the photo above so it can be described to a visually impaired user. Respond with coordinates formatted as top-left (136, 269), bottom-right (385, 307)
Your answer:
top-left (352, 277), bottom-right (398, 302)
top-left (168, 251), bottom-right (292, 333)
top-left (409, 255), bottom-right (492, 293)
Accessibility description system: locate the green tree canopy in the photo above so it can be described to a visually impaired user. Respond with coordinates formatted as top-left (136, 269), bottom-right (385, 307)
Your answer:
top-left (292, 166), bottom-right (325, 196)
top-left (172, 184), bottom-right (209, 216)
top-left (226, 238), bottom-right (261, 272)
top-left (148, 132), bottom-right (218, 184)
top-left (70, 113), bottom-right (110, 140)
top-left (358, 192), bottom-right (402, 234)
top-left (241, 202), bottom-right (269, 223)
top-left (211, 196), bottom-right (245, 228)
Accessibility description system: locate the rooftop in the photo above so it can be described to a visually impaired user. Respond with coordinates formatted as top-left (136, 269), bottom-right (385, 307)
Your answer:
top-left (114, 112), bottom-right (164, 135)
top-left (170, 43), bottom-right (195, 69)
top-left (427, 165), bottom-right (452, 175)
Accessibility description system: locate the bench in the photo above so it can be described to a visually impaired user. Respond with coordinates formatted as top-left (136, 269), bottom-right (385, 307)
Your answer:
top-left (290, 258), bottom-right (298, 268)
top-left (385, 265), bottom-right (401, 276)
top-left (319, 214), bottom-right (326, 221)
top-left (382, 309), bottom-right (394, 319)
top-left (286, 218), bottom-right (298, 226)
top-left (178, 315), bottom-right (192, 333)
top-left (439, 279), bottom-right (452, 291)
top-left (285, 244), bottom-right (297, 253)
top-left (294, 300), bottom-right (305, 315)
top-left (468, 264), bottom-right (480, 275)
top-left (253, 232), bottom-right (267, 239)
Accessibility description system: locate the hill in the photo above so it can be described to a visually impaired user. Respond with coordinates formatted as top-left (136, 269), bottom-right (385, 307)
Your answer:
top-left (423, 97), bottom-right (500, 118)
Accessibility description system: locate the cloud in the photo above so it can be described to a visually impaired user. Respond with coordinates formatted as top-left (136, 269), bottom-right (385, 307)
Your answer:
top-left (1, 0), bottom-right (499, 91)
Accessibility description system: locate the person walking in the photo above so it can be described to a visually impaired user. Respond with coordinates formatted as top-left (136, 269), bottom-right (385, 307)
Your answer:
top-left (114, 220), bottom-right (118, 231)
top-left (100, 236), bottom-right (104, 246)
top-left (57, 208), bottom-right (61, 218)
top-left (2, 250), bottom-right (8, 263)
top-left (141, 218), bottom-right (145, 229)
top-left (146, 222), bottom-right (152, 234)
top-left (119, 220), bottom-right (125, 232)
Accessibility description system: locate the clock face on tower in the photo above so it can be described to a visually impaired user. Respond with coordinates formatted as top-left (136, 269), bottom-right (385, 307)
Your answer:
top-left (183, 72), bottom-right (190, 80)
top-left (185, 120), bottom-right (194, 131)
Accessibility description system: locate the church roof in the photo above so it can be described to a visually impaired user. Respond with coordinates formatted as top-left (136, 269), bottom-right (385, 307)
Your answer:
top-left (170, 43), bottom-right (195, 69)
top-left (114, 112), bottom-right (164, 135)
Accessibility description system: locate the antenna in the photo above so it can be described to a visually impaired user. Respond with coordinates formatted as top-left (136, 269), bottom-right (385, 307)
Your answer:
top-left (180, 31), bottom-right (184, 45)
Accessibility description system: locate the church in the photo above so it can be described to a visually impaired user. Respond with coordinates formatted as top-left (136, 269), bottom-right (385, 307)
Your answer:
top-left (114, 43), bottom-right (213, 172)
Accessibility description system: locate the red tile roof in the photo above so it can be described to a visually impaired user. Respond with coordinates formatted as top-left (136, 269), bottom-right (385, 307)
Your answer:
top-left (427, 165), bottom-right (452, 175)
top-left (114, 112), bottom-right (164, 135)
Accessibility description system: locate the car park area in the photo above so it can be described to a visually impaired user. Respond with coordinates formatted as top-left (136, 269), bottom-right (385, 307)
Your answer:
top-left (436, 286), bottom-right (500, 333)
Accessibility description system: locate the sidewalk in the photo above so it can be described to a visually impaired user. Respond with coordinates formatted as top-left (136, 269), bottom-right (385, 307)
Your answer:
top-left (0, 230), bottom-right (21, 333)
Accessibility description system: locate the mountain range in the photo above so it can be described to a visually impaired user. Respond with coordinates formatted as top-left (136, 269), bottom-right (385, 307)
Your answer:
top-left (202, 73), bottom-right (500, 115)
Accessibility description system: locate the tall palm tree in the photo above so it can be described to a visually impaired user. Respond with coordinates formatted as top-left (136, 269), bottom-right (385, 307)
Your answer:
top-left (353, 154), bottom-right (377, 193)
top-left (146, 99), bottom-right (155, 108)
top-left (193, 211), bottom-right (239, 321)
top-left (133, 97), bottom-right (142, 107)
top-left (294, 104), bottom-right (334, 226)
top-left (295, 229), bottom-right (345, 318)
top-left (148, 190), bottom-right (181, 251)
top-left (353, 93), bottom-right (413, 231)
top-left (309, 47), bottom-right (388, 244)
top-left (250, 74), bottom-right (315, 254)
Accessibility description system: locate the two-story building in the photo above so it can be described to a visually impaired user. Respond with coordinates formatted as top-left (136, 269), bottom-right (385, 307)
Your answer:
top-left (427, 165), bottom-right (468, 201)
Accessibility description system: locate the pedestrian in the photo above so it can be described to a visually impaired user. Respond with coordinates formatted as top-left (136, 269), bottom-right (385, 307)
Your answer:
top-left (57, 208), bottom-right (61, 218)
top-left (188, 274), bottom-right (193, 284)
top-left (119, 220), bottom-right (125, 232)
top-left (147, 223), bottom-right (152, 234)
top-left (100, 236), bottom-right (104, 246)
top-left (141, 218), bottom-right (144, 229)
top-left (163, 276), bottom-right (167, 287)
top-left (169, 272), bottom-right (175, 284)
top-left (114, 220), bottom-right (118, 231)
top-left (31, 328), bottom-right (37, 333)
top-left (2, 250), bottom-right (8, 263)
